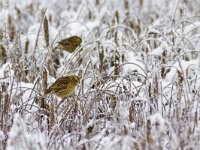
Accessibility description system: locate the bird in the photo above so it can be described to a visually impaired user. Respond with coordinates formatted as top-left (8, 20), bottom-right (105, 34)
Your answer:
top-left (45, 75), bottom-right (80, 99)
top-left (57, 36), bottom-right (82, 53)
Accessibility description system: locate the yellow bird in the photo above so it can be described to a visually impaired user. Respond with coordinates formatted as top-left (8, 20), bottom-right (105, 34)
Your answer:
top-left (45, 75), bottom-right (80, 99)
top-left (57, 36), bottom-right (82, 53)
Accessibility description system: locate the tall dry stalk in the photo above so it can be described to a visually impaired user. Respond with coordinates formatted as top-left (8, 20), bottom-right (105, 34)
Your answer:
top-left (50, 101), bottom-right (55, 128)
top-left (124, 0), bottom-right (129, 16)
top-left (42, 68), bottom-right (48, 95)
top-left (129, 105), bottom-right (134, 122)
top-left (7, 13), bottom-right (15, 41)
top-left (115, 10), bottom-right (119, 24)
top-left (0, 45), bottom-right (7, 64)
top-left (24, 38), bottom-right (29, 54)
top-left (0, 29), bottom-right (3, 40)
top-left (114, 32), bottom-right (119, 48)
top-left (99, 46), bottom-right (104, 74)
top-left (139, 0), bottom-right (143, 8)
top-left (154, 75), bottom-right (158, 98)
top-left (3, 93), bottom-right (9, 114)
top-left (147, 119), bottom-right (153, 145)
top-left (110, 95), bottom-right (117, 111)
top-left (15, 6), bottom-right (21, 20)
top-left (177, 70), bottom-right (183, 101)
top-left (40, 68), bottom-right (48, 109)
top-left (96, 0), bottom-right (99, 5)
top-left (113, 32), bottom-right (120, 77)
top-left (43, 16), bottom-right (49, 47)
top-left (161, 50), bottom-right (167, 78)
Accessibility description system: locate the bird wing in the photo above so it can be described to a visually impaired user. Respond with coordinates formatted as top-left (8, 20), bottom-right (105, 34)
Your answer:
top-left (49, 77), bottom-right (71, 91)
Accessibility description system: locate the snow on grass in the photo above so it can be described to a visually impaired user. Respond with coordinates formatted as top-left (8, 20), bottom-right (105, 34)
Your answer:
top-left (0, 0), bottom-right (200, 149)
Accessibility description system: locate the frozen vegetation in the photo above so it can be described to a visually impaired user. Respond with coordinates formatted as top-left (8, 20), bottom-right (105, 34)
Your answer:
top-left (0, 0), bottom-right (200, 149)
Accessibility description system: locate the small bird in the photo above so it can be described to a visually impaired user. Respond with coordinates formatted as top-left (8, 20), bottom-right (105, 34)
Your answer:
top-left (57, 36), bottom-right (82, 53)
top-left (45, 75), bottom-right (80, 99)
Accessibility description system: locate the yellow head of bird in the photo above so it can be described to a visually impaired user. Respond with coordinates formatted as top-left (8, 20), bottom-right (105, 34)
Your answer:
top-left (71, 76), bottom-right (80, 84)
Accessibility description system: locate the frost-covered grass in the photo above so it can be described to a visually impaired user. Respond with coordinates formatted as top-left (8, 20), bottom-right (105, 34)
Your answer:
top-left (0, 0), bottom-right (200, 149)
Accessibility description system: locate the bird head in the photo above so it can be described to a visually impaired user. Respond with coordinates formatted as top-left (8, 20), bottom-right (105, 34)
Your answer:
top-left (71, 75), bottom-right (80, 84)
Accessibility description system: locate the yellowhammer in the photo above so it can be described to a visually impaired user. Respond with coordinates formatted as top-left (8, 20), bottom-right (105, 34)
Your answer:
top-left (57, 36), bottom-right (82, 53)
top-left (45, 75), bottom-right (80, 99)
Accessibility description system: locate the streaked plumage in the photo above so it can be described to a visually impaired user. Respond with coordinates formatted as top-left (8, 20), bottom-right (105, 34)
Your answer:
top-left (57, 36), bottom-right (82, 53)
top-left (46, 75), bottom-right (80, 99)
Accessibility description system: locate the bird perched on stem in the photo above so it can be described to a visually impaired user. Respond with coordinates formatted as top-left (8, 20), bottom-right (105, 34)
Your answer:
top-left (45, 75), bottom-right (80, 99)
top-left (57, 36), bottom-right (82, 53)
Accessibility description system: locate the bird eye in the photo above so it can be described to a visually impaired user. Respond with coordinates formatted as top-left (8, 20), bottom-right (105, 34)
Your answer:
top-left (73, 77), bottom-right (79, 83)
